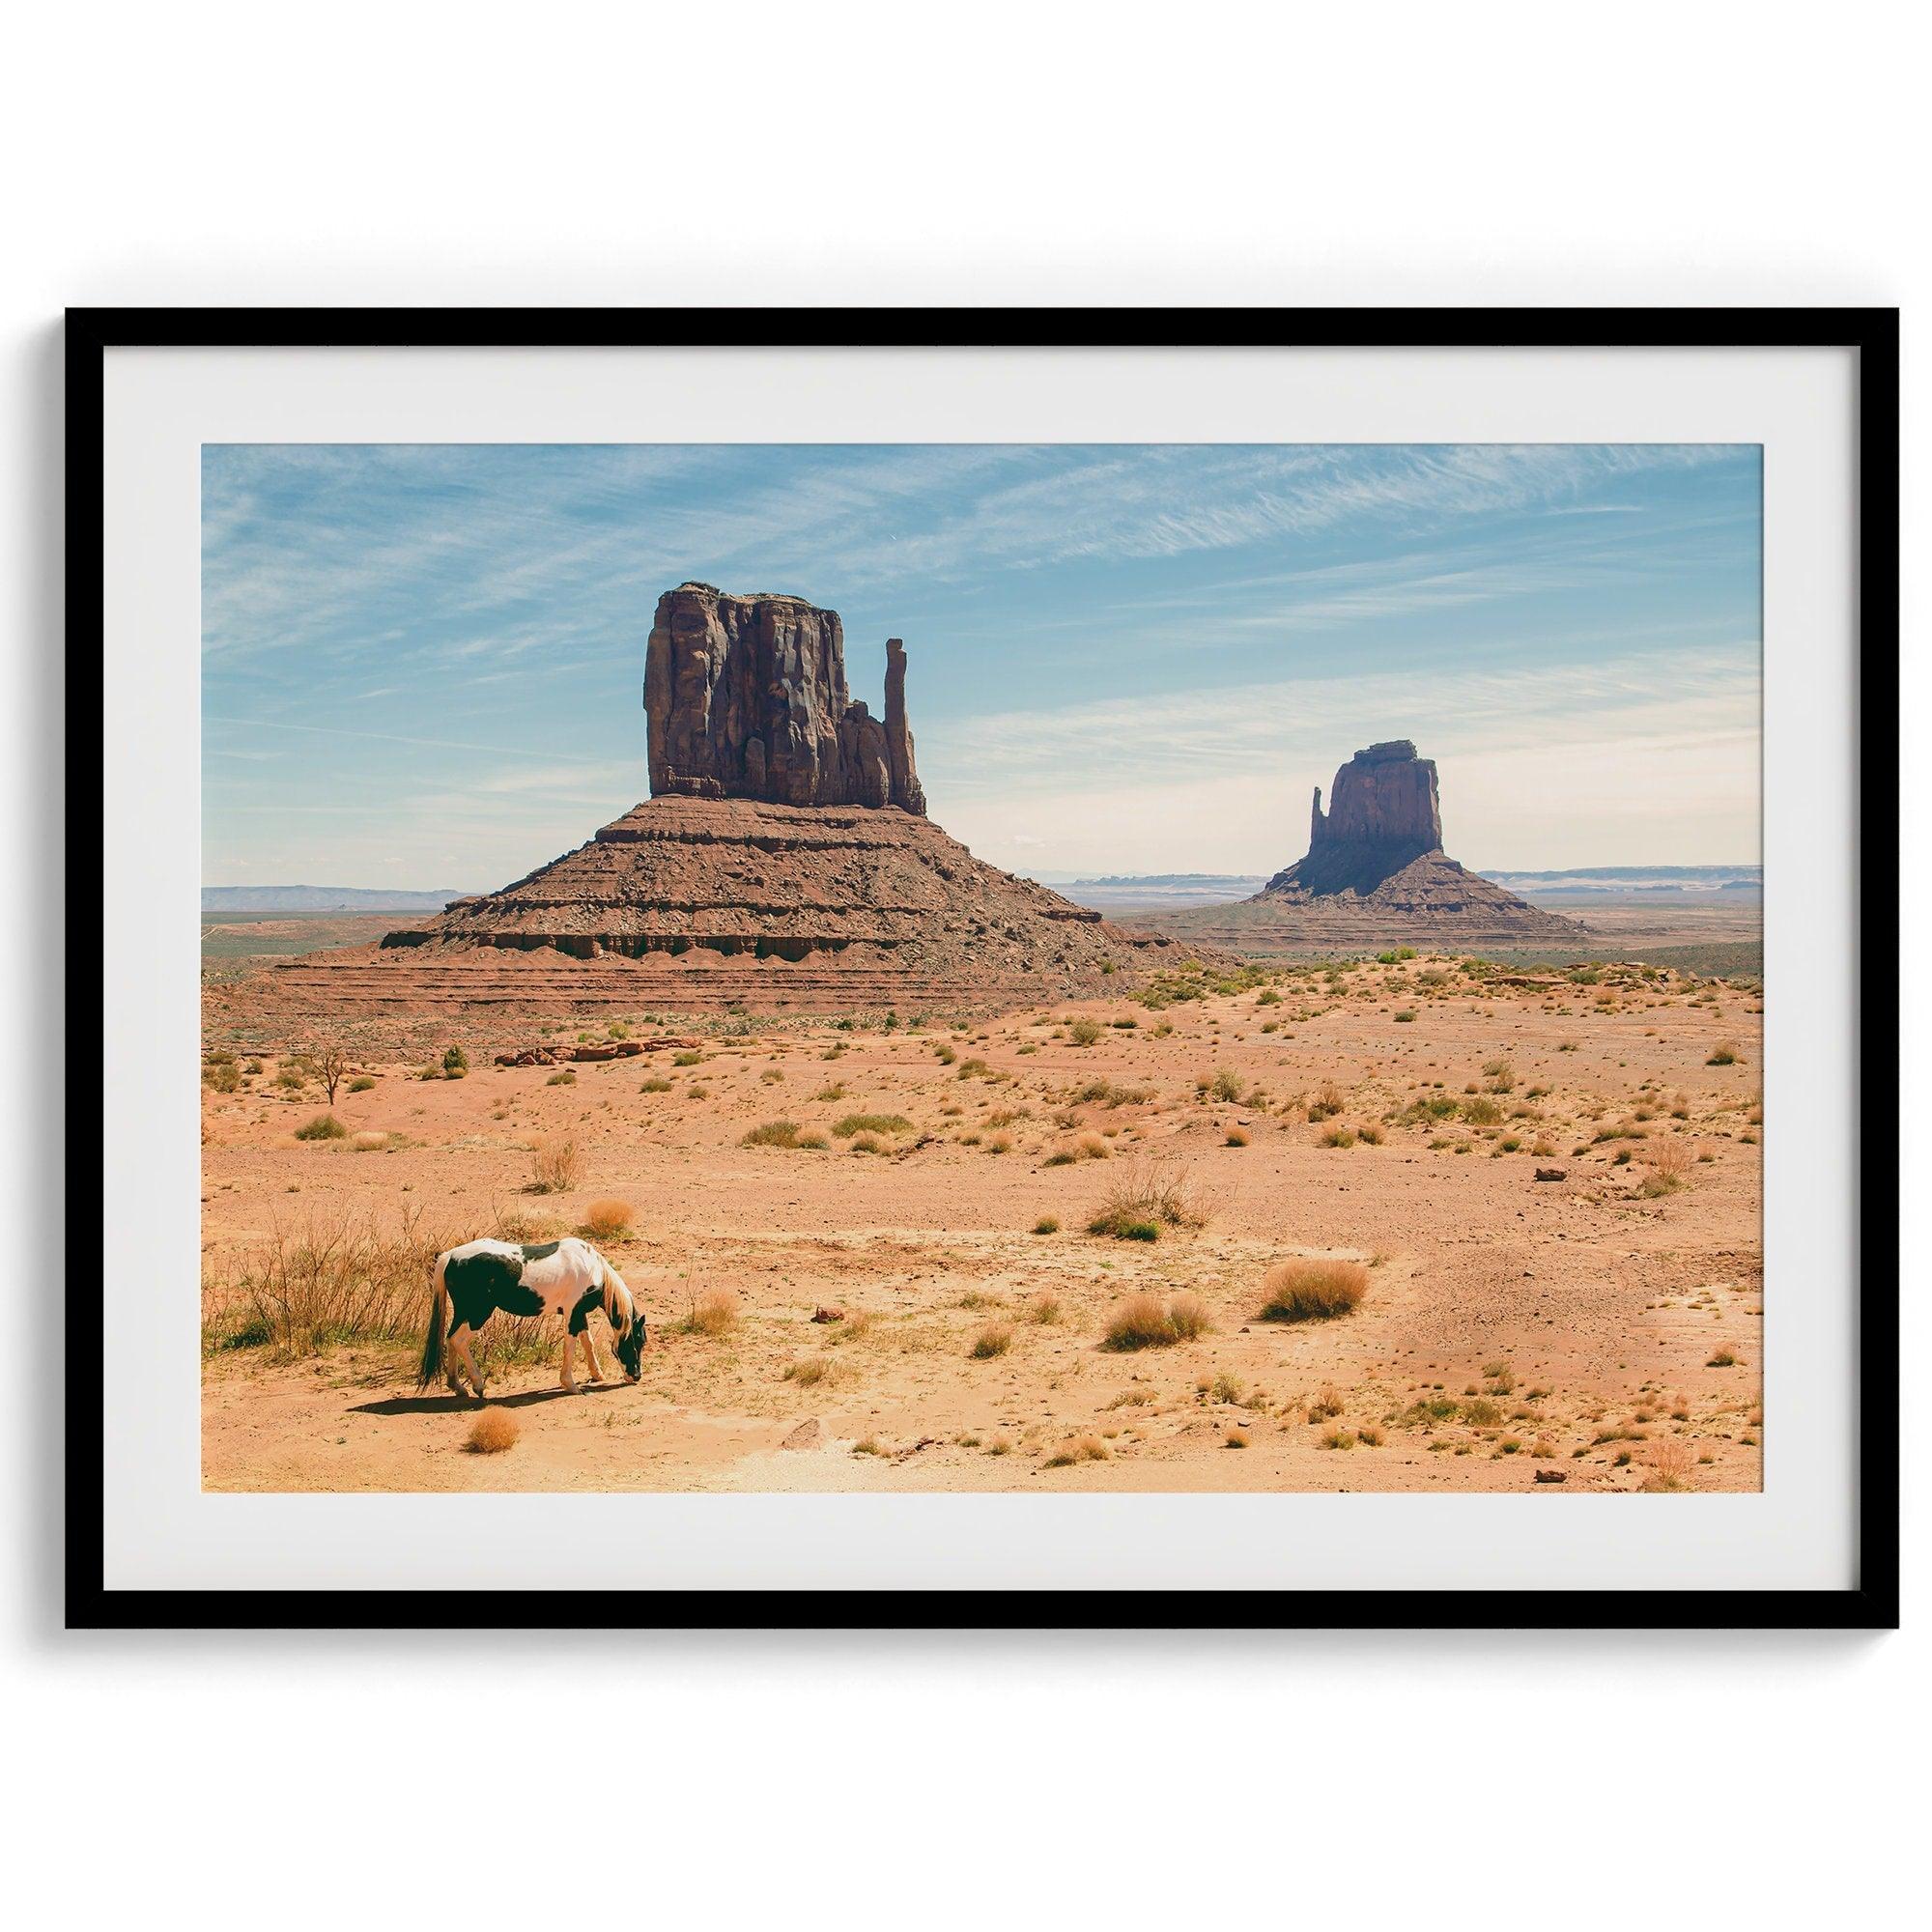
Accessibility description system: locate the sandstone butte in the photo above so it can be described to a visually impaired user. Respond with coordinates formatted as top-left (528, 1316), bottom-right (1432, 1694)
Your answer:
top-left (262, 584), bottom-right (1202, 1018)
top-left (1140, 740), bottom-right (1588, 952)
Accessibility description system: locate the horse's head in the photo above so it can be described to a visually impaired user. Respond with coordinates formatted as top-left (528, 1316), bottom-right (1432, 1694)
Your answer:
top-left (614, 1309), bottom-right (646, 1382)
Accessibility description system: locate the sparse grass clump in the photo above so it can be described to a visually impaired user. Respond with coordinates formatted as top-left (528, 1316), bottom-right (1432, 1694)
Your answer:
top-left (835, 1112), bottom-right (913, 1138)
top-left (741, 1119), bottom-right (828, 1151)
top-left (969, 1322), bottom-right (1013, 1359)
top-left (1640, 1438), bottom-right (1698, 1492)
top-left (1641, 1141), bottom-right (1692, 1197)
top-left (1103, 1291), bottom-right (1208, 1350)
top-left (529, 1137), bottom-right (582, 1193)
top-left (1027, 1293), bottom-right (1062, 1322)
top-left (1225, 1127), bottom-right (1250, 1147)
top-left (1259, 1258), bottom-right (1368, 1323)
top-left (1707, 1041), bottom-right (1741, 1065)
top-left (639, 1076), bottom-right (672, 1094)
top-left (202, 1202), bottom-right (443, 1360)
top-left (1031, 1216), bottom-right (1060, 1236)
top-left (546, 1069), bottom-right (577, 1087)
top-left (1086, 1159), bottom-right (1205, 1240)
top-left (1319, 1124), bottom-right (1356, 1150)
top-left (682, 1291), bottom-right (738, 1338)
top-left (1067, 1019), bottom-right (1103, 1046)
top-left (784, 1357), bottom-right (829, 1386)
top-left (1044, 1435), bottom-right (1110, 1467)
top-left (294, 1113), bottom-right (347, 1141)
top-left (348, 1074), bottom-right (376, 1093)
top-left (580, 1197), bottom-right (634, 1238)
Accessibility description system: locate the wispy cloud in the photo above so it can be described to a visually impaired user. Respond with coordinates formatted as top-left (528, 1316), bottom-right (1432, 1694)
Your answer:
top-left (201, 441), bottom-right (1761, 884)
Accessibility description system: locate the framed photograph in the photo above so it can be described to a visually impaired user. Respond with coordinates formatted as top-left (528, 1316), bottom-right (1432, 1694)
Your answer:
top-left (73, 308), bottom-right (1896, 1629)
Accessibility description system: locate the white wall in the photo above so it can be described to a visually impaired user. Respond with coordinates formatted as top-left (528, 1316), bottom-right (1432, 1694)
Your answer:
top-left (4, 5), bottom-right (1917, 1924)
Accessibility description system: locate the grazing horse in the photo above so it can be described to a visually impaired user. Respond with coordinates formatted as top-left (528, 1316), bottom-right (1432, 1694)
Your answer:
top-left (418, 1236), bottom-right (645, 1400)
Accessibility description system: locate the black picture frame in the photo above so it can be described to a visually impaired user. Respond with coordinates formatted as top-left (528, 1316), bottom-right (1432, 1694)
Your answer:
top-left (69, 307), bottom-right (1899, 1632)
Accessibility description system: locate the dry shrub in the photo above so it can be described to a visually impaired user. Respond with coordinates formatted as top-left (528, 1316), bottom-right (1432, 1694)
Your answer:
top-left (784, 1357), bottom-right (829, 1386)
top-left (1640, 1437), bottom-right (1698, 1492)
top-left (529, 1137), bottom-right (582, 1193)
top-left (580, 1196), bottom-right (635, 1238)
top-left (1707, 1041), bottom-right (1741, 1065)
top-left (203, 1202), bottom-right (445, 1359)
top-left (741, 1120), bottom-right (827, 1150)
top-left (1225, 1127), bottom-right (1250, 1147)
top-left (1260, 1258), bottom-right (1368, 1323)
top-left (1309, 1082), bottom-right (1346, 1120)
top-left (969, 1322), bottom-right (1013, 1359)
top-left (1027, 1293), bottom-right (1063, 1323)
top-left (1166, 1292), bottom-right (1208, 1340)
top-left (1103, 1291), bottom-right (1208, 1350)
top-left (495, 1204), bottom-right (565, 1243)
top-left (1642, 1141), bottom-right (1692, 1197)
top-left (683, 1291), bottom-right (737, 1338)
top-left (294, 1112), bottom-right (347, 1142)
top-left (1087, 1158), bottom-right (1205, 1240)
top-left (1045, 1435), bottom-right (1110, 1466)
top-left (466, 1409), bottom-right (520, 1455)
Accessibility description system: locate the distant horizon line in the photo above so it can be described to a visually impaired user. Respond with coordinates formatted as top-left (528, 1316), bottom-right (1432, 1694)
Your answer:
top-left (202, 858), bottom-right (1767, 897)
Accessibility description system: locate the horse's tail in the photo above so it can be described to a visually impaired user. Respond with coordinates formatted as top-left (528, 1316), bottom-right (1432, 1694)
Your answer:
top-left (417, 1251), bottom-right (450, 1388)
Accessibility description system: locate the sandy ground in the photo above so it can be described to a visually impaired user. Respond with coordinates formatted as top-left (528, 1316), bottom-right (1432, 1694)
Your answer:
top-left (200, 955), bottom-right (1763, 1492)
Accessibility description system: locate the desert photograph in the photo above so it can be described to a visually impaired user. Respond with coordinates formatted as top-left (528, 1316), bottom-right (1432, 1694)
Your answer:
top-left (199, 442), bottom-right (1764, 1493)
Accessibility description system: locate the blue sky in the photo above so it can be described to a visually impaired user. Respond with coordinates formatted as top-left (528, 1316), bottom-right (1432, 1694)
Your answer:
top-left (203, 442), bottom-right (1760, 887)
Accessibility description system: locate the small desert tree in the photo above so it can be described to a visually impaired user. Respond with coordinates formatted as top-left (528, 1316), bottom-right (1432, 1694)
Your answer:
top-left (297, 1042), bottom-right (352, 1105)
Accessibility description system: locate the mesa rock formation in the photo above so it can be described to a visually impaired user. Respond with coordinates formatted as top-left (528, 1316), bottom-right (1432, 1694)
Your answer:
top-left (1287, 739), bottom-right (1443, 895)
top-left (266, 586), bottom-right (1193, 1018)
top-left (644, 584), bottom-right (925, 812)
top-left (1140, 740), bottom-right (1586, 953)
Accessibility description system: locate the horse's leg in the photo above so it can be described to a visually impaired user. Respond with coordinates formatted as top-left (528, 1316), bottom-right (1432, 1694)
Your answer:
top-left (558, 1325), bottom-right (578, 1394)
top-left (452, 1328), bottom-right (485, 1401)
top-left (581, 1330), bottom-right (605, 1383)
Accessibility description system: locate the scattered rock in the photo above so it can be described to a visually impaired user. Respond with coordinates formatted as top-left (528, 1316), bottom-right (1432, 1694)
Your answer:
top-left (780, 1419), bottom-right (822, 1451)
top-left (1535, 1167), bottom-right (1569, 1182)
top-left (1533, 1467), bottom-right (1567, 1483)
top-left (811, 1306), bottom-right (845, 1323)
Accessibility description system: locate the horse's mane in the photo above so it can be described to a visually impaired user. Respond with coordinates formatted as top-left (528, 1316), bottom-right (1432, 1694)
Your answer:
top-left (600, 1259), bottom-right (635, 1336)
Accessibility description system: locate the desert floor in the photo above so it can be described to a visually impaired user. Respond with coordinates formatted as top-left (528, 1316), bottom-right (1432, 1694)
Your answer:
top-left (200, 954), bottom-right (1763, 1492)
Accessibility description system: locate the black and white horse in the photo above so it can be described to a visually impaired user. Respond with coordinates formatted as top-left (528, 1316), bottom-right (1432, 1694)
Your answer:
top-left (418, 1236), bottom-right (645, 1400)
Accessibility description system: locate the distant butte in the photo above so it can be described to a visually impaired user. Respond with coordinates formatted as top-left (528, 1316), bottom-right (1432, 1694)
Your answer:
top-left (1134, 740), bottom-right (1587, 953)
top-left (260, 586), bottom-right (1204, 1018)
